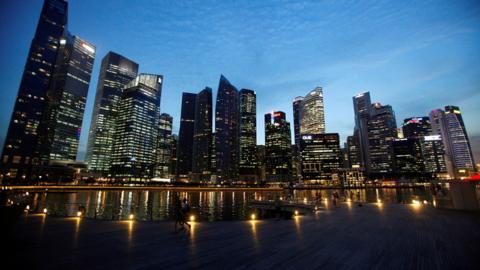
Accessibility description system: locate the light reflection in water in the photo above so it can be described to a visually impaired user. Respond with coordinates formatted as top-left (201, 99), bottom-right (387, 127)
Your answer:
top-left (27, 188), bottom-right (431, 221)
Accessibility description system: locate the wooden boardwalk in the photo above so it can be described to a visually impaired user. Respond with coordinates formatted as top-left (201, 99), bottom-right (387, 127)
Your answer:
top-left (5, 203), bottom-right (480, 269)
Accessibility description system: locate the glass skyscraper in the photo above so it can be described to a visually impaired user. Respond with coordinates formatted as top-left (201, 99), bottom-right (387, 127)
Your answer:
top-left (86, 52), bottom-right (138, 175)
top-left (215, 75), bottom-right (239, 182)
top-left (192, 87), bottom-right (213, 182)
top-left (238, 89), bottom-right (257, 182)
top-left (37, 34), bottom-right (96, 164)
top-left (352, 92), bottom-right (372, 170)
top-left (176, 92), bottom-right (197, 180)
top-left (300, 133), bottom-right (341, 184)
top-left (264, 111), bottom-right (292, 182)
top-left (154, 113), bottom-right (173, 180)
top-left (300, 87), bottom-right (325, 135)
top-left (367, 103), bottom-right (397, 175)
top-left (110, 74), bottom-right (163, 181)
top-left (1, 0), bottom-right (68, 180)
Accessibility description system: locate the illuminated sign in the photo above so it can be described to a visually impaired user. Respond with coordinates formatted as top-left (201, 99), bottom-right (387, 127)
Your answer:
top-left (158, 77), bottom-right (162, 83)
top-left (454, 109), bottom-right (461, 114)
top-left (302, 135), bottom-right (312, 140)
top-left (424, 135), bottom-right (441, 141)
top-left (60, 39), bottom-right (66, 45)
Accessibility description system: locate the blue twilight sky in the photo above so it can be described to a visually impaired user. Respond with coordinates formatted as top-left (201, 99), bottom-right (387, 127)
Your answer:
top-left (1, 0), bottom-right (480, 162)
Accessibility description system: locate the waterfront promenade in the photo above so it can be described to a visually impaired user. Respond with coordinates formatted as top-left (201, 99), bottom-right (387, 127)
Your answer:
top-left (6, 203), bottom-right (479, 269)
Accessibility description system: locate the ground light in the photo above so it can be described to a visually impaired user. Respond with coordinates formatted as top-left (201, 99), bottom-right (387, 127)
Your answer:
top-left (377, 199), bottom-right (382, 203)
top-left (294, 210), bottom-right (299, 216)
top-left (77, 211), bottom-right (82, 217)
top-left (190, 215), bottom-right (195, 222)
top-left (129, 214), bottom-right (134, 220)
top-left (43, 208), bottom-right (48, 214)
top-left (251, 214), bottom-right (256, 220)
top-left (423, 200), bottom-right (428, 204)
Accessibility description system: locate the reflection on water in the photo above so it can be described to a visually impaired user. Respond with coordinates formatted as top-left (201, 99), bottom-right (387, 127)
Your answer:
top-left (26, 188), bottom-right (431, 221)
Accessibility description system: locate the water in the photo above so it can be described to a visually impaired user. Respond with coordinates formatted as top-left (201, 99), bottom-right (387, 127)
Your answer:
top-left (23, 188), bottom-right (432, 221)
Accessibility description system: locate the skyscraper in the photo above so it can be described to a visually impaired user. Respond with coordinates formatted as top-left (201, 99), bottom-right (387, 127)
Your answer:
top-left (292, 96), bottom-right (304, 147)
top-left (86, 52), bottom-right (138, 175)
top-left (300, 87), bottom-right (325, 134)
top-left (421, 135), bottom-right (447, 176)
top-left (1, 0), bottom-right (68, 180)
top-left (37, 34), bottom-right (96, 164)
top-left (352, 92), bottom-right (372, 170)
top-left (154, 113), bottom-right (173, 180)
top-left (265, 112), bottom-right (292, 182)
top-left (346, 135), bottom-right (361, 168)
top-left (402, 117), bottom-right (431, 138)
top-left (110, 74), bottom-right (163, 181)
top-left (192, 88), bottom-right (213, 182)
top-left (300, 133), bottom-right (341, 184)
top-left (176, 92), bottom-right (197, 180)
top-left (215, 75), bottom-right (239, 182)
top-left (367, 103), bottom-right (397, 175)
top-left (443, 106), bottom-right (475, 173)
top-left (238, 89), bottom-right (257, 182)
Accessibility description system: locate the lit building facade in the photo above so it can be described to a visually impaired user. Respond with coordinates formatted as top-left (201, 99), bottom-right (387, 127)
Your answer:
top-left (1, 0), bottom-right (68, 181)
top-left (300, 87), bottom-right (325, 134)
top-left (264, 112), bottom-right (292, 182)
top-left (367, 103), bottom-right (397, 175)
top-left (352, 92), bottom-right (372, 171)
top-left (176, 92), bottom-right (197, 180)
top-left (192, 88), bottom-right (213, 182)
top-left (392, 138), bottom-right (421, 175)
top-left (86, 52), bottom-right (138, 175)
top-left (421, 135), bottom-right (447, 176)
top-left (215, 75), bottom-right (239, 182)
top-left (346, 135), bottom-right (361, 168)
top-left (110, 74), bottom-right (163, 181)
top-left (37, 34), bottom-right (96, 164)
top-left (154, 113), bottom-right (173, 180)
top-left (238, 89), bottom-right (257, 182)
top-left (300, 133), bottom-right (341, 184)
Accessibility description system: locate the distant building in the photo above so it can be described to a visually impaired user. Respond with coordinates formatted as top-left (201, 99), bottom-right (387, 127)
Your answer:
top-left (256, 145), bottom-right (266, 181)
top-left (346, 135), bottom-right (361, 168)
top-left (292, 96), bottom-right (304, 147)
top-left (1, 0), bottom-right (68, 181)
top-left (300, 87), bottom-right (325, 135)
top-left (367, 103), bottom-right (397, 175)
top-left (352, 92), bottom-right (372, 171)
top-left (154, 113), bottom-right (173, 180)
top-left (110, 74), bottom-right (163, 181)
top-left (238, 89), bottom-right (257, 182)
top-left (420, 135), bottom-right (447, 176)
top-left (264, 112), bottom-right (292, 182)
top-left (300, 133), bottom-right (341, 184)
top-left (215, 75), bottom-right (239, 182)
top-left (192, 88), bottom-right (213, 182)
top-left (430, 107), bottom-right (476, 177)
top-left (170, 134), bottom-right (178, 178)
top-left (86, 52), bottom-right (138, 175)
top-left (402, 117), bottom-right (431, 138)
top-left (176, 92), bottom-right (197, 180)
top-left (392, 138), bottom-right (421, 175)
top-left (37, 34), bottom-right (96, 165)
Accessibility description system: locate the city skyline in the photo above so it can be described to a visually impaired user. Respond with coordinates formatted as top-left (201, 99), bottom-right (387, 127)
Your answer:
top-left (1, 0), bottom-right (480, 162)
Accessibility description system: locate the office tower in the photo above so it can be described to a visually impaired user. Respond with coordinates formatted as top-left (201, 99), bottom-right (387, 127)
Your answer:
top-left (443, 106), bottom-right (476, 173)
top-left (292, 96), bottom-right (304, 180)
top-left (392, 138), bottom-right (421, 175)
top-left (367, 103), bottom-right (397, 175)
top-left (1, 0), bottom-right (68, 180)
top-left (421, 135), bottom-right (447, 175)
top-left (37, 34), bottom-right (96, 163)
top-left (300, 133), bottom-right (341, 183)
top-left (292, 96), bottom-right (304, 147)
top-left (346, 135), bottom-right (361, 168)
top-left (110, 74), bottom-right (163, 181)
top-left (192, 88), bottom-right (213, 182)
top-left (300, 87), bottom-right (325, 134)
top-left (256, 145), bottom-right (266, 181)
top-left (170, 135), bottom-right (178, 178)
top-left (215, 75), bottom-right (239, 182)
top-left (86, 52), bottom-right (138, 175)
top-left (238, 89), bottom-right (257, 182)
top-left (402, 117), bottom-right (431, 138)
top-left (264, 112), bottom-right (292, 182)
top-left (154, 113), bottom-right (173, 180)
top-left (176, 92), bottom-right (197, 180)
top-left (352, 92), bottom-right (372, 170)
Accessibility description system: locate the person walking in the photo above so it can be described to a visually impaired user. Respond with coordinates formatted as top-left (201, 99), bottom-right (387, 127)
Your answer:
top-left (181, 198), bottom-right (191, 228)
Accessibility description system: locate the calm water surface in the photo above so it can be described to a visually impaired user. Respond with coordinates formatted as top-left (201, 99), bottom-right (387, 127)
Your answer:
top-left (25, 188), bottom-right (432, 221)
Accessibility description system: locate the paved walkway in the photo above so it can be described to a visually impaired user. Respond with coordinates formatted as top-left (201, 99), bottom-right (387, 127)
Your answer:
top-left (6, 203), bottom-right (480, 269)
